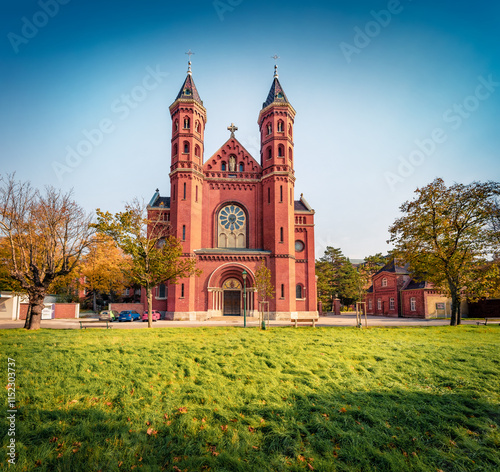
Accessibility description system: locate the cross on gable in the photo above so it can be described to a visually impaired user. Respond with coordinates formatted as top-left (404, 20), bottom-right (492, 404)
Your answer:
top-left (185, 49), bottom-right (195, 60)
top-left (227, 123), bottom-right (238, 138)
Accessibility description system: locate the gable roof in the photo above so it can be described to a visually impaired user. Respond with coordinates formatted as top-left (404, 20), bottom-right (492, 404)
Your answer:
top-left (203, 137), bottom-right (262, 173)
top-left (374, 259), bottom-right (409, 276)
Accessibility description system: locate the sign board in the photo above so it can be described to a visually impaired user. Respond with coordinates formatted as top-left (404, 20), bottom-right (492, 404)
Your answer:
top-left (435, 302), bottom-right (445, 310)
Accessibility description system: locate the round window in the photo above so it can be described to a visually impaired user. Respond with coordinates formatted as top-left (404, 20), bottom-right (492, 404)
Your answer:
top-left (295, 240), bottom-right (305, 252)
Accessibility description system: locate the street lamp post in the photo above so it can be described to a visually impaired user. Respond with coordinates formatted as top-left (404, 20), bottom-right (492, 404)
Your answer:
top-left (242, 270), bottom-right (247, 328)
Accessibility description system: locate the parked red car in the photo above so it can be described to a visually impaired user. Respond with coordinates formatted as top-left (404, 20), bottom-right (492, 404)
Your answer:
top-left (142, 311), bottom-right (161, 322)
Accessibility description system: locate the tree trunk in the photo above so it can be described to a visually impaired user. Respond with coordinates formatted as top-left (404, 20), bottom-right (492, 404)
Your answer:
top-left (23, 305), bottom-right (32, 329)
top-left (450, 291), bottom-right (462, 326)
top-left (27, 289), bottom-right (46, 330)
top-left (93, 291), bottom-right (97, 313)
top-left (147, 286), bottom-right (153, 329)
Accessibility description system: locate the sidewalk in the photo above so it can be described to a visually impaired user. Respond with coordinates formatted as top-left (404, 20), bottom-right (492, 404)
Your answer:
top-left (0, 314), bottom-right (491, 330)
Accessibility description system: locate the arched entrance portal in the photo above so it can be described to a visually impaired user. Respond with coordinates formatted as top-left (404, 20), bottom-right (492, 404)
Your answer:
top-left (223, 278), bottom-right (241, 316)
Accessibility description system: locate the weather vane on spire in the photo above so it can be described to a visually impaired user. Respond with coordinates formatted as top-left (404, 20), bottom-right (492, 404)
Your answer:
top-left (185, 49), bottom-right (195, 75)
top-left (271, 54), bottom-right (280, 78)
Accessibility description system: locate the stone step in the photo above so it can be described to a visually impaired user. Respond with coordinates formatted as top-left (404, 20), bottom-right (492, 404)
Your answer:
top-left (209, 316), bottom-right (260, 322)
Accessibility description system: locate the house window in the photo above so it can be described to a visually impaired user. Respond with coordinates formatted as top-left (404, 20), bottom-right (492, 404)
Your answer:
top-left (124, 288), bottom-right (130, 296)
top-left (296, 284), bottom-right (304, 299)
top-left (157, 284), bottom-right (167, 299)
top-left (410, 297), bottom-right (416, 311)
top-left (390, 298), bottom-right (395, 310)
top-left (281, 284), bottom-right (285, 298)
top-left (182, 225), bottom-right (186, 241)
top-left (377, 299), bottom-right (382, 311)
top-left (181, 283), bottom-right (185, 298)
top-left (368, 299), bottom-right (372, 310)
top-left (382, 277), bottom-right (387, 287)
top-left (239, 163), bottom-right (244, 172)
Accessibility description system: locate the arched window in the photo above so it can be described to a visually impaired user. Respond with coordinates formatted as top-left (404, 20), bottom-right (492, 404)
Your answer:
top-left (174, 120), bottom-right (179, 131)
top-left (288, 123), bottom-right (292, 136)
top-left (278, 144), bottom-right (284, 157)
top-left (239, 163), bottom-right (244, 172)
top-left (217, 204), bottom-right (247, 248)
top-left (173, 143), bottom-right (178, 156)
top-left (184, 117), bottom-right (190, 129)
top-left (194, 145), bottom-right (200, 157)
top-left (277, 120), bottom-right (284, 132)
top-left (183, 182), bottom-right (186, 199)
top-left (267, 147), bottom-right (272, 159)
top-left (267, 123), bottom-right (272, 135)
top-left (381, 277), bottom-right (387, 287)
top-left (183, 142), bottom-right (189, 153)
top-left (221, 161), bottom-right (226, 171)
top-left (289, 147), bottom-right (293, 161)
top-left (296, 284), bottom-right (303, 299)
top-left (157, 284), bottom-right (167, 299)
top-left (182, 225), bottom-right (186, 241)
top-left (280, 185), bottom-right (283, 202)
top-left (195, 121), bottom-right (200, 133)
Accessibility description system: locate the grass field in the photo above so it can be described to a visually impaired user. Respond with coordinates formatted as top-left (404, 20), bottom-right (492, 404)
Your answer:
top-left (1, 326), bottom-right (499, 472)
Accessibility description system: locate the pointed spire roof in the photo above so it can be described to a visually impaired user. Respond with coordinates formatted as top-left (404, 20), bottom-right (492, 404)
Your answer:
top-left (175, 61), bottom-right (203, 105)
top-left (262, 65), bottom-right (290, 109)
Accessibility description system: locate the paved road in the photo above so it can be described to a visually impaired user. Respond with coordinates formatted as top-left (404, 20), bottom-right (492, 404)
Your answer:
top-left (0, 314), bottom-right (494, 330)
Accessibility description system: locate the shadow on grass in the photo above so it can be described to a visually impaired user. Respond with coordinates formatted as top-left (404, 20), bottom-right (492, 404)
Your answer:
top-left (11, 389), bottom-right (500, 472)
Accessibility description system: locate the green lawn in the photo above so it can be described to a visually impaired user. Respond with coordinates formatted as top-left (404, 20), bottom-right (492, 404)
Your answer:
top-left (1, 326), bottom-right (499, 472)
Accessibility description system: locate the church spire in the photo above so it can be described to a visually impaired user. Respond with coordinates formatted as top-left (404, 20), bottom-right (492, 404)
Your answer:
top-left (174, 53), bottom-right (203, 105)
top-left (262, 65), bottom-right (290, 109)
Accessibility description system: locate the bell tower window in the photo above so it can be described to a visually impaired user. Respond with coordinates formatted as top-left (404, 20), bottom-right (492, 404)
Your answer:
top-left (278, 144), bottom-right (284, 157)
top-left (277, 120), bottom-right (284, 132)
top-left (183, 142), bottom-right (189, 154)
top-left (184, 117), bottom-right (190, 129)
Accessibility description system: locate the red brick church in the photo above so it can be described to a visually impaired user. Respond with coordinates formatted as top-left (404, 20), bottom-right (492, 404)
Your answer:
top-left (144, 61), bottom-right (317, 321)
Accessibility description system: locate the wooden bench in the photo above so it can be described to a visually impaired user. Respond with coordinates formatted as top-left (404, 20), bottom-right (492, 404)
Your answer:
top-left (476, 318), bottom-right (500, 326)
top-left (291, 318), bottom-right (317, 327)
top-left (79, 320), bottom-right (113, 330)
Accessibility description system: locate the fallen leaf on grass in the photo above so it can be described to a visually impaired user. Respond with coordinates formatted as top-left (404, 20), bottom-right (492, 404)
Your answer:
top-left (248, 426), bottom-right (255, 433)
top-left (307, 464), bottom-right (314, 471)
top-left (339, 408), bottom-right (347, 413)
top-left (49, 437), bottom-right (58, 443)
top-left (178, 407), bottom-right (188, 413)
top-left (146, 428), bottom-right (158, 436)
top-left (221, 425), bottom-right (228, 431)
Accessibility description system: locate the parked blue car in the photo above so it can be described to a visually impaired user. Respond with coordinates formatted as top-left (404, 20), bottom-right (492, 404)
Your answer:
top-left (118, 310), bottom-right (141, 322)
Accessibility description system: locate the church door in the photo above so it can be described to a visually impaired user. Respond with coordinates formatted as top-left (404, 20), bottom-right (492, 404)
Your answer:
top-left (224, 291), bottom-right (241, 316)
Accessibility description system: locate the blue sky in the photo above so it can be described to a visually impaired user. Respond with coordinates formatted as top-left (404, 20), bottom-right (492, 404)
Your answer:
top-left (1, 0), bottom-right (499, 259)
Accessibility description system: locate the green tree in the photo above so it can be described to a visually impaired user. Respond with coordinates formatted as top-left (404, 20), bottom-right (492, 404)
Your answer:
top-left (316, 247), bottom-right (360, 310)
top-left (95, 200), bottom-right (199, 327)
top-left (389, 178), bottom-right (500, 326)
top-left (0, 174), bottom-right (94, 330)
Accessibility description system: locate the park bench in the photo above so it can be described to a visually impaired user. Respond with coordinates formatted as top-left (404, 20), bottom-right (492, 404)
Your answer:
top-left (291, 318), bottom-right (317, 327)
top-left (79, 320), bottom-right (113, 330)
top-left (475, 318), bottom-right (500, 326)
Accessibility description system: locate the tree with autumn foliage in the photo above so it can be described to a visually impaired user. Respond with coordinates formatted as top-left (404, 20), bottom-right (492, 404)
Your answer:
top-left (254, 260), bottom-right (275, 328)
top-left (79, 235), bottom-right (131, 311)
top-left (95, 200), bottom-right (199, 327)
top-left (389, 178), bottom-right (500, 326)
top-left (0, 174), bottom-right (94, 329)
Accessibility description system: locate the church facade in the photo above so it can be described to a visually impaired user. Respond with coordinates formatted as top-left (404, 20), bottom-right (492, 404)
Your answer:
top-left (145, 62), bottom-right (317, 321)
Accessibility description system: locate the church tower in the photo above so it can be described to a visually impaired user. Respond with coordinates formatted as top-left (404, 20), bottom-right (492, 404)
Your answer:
top-left (168, 61), bottom-right (206, 315)
top-left (258, 65), bottom-right (298, 317)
